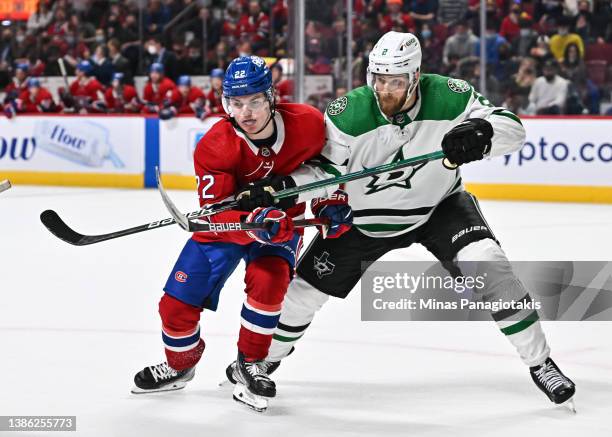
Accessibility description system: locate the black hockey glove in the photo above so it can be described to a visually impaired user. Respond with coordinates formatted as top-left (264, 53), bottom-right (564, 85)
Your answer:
top-left (441, 118), bottom-right (494, 167)
top-left (236, 175), bottom-right (298, 211)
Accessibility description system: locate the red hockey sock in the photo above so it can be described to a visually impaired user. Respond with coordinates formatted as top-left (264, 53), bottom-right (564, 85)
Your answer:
top-left (238, 257), bottom-right (290, 360)
top-left (159, 293), bottom-right (205, 370)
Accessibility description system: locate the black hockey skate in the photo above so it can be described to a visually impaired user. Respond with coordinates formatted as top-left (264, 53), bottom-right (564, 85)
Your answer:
top-left (530, 357), bottom-right (576, 410)
top-left (224, 346), bottom-right (293, 385)
top-left (131, 361), bottom-right (195, 394)
top-left (232, 352), bottom-right (277, 412)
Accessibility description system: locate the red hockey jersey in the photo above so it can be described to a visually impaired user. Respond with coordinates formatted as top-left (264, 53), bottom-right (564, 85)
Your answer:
top-left (142, 77), bottom-right (176, 106)
top-left (192, 103), bottom-right (325, 244)
top-left (69, 77), bottom-right (105, 102)
top-left (18, 87), bottom-right (57, 113)
top-left (205, 88), bottom-right (226, 115)
top-left (176, 87), bottom-right (206, 114)
top-left (104, 85), bottom-right (141, 113)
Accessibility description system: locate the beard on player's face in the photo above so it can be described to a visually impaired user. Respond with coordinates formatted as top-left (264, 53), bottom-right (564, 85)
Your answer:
top-left (377, 89), bottom-right (408, 116)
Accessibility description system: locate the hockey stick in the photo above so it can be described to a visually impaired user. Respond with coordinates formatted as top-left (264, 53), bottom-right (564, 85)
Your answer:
top-left (155, 167), bottom-right (328, 233)
top-left (0, 179), bottom-right (11, 194)
top-left (40, 150), bottom-right (448, 246)
top-left (155, 168), bottom-right (327, 232)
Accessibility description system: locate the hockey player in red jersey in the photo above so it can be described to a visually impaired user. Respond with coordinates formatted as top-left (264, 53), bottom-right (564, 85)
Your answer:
top-left (60, 60), bottom-right (106, 113)
top-left (205, 68), bottom-right (226, 115)
top-left (104, 72), bottom-right (141, 113)
top-left (158, 75), bottom-right (207, 120)
top-left (16, 78), bottom-right (58, 114)
top-left (142, 62), bottom-right (177, 115)
top-left (132, 56), bottom-right (353, 412)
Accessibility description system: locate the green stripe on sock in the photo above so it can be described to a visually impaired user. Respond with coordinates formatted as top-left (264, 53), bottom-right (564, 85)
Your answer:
top-left (273, 333), bottom-right (303, 342)
top-left (500, 311), bottom-right (539, 336)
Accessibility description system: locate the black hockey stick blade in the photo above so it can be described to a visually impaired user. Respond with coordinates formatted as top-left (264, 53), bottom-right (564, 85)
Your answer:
top-left (40, 209), bottom-right (175, 246)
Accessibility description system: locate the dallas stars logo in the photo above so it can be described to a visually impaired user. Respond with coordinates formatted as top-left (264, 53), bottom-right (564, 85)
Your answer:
top-left (364, 149), bottom-right (426, 195)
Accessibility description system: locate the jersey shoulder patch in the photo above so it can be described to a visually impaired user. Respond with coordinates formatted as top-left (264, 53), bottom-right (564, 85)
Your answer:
top-left (326, 86), bottom-right (388, 137)
top-left (415, 74), bottom-right (473, 122)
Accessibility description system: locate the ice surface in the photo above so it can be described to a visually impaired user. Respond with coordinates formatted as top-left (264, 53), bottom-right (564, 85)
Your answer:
top-left (1, 186), bottom-right (611, 437)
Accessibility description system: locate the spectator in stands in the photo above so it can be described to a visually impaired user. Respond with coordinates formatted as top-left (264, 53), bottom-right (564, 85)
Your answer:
top-left (238, 1), bottom-right (270, 53)
top-left (144, 36), bottom-right (179, 81)
top-left (104, 72), bottom-right (141, 113)
top-left (142, 62), bottom-right (177, 114)
top-left (419, 23), bottom-right (444, 73)
top-left (475, 18), bottom-right (510, 80)
top-left (27, 1), bottom-right (54, 36)
top-left (205, 68), bottom-right (226, 115)
top-left (530, 34), bottom-right (552, 62)
top-left (512, 14), bottom-right (539, 57)
top-left (499, 2), bottom-right (522, 42)
top-left (3, 64), bottom-right (30, 104)
top-left (107, 39), bottom-right (132, 84)
top-left (574, 0), bottom-right (593, 44)
top-left (528, 58), bottom-right (569, 114)
top-left (0, 28), bottom-right (14, 80)
top-left (506, 57), bottom-right (538, 114)
top-left (533, 0), bottom-right (564, 22)
top-left (237, 40), bottom-right (253, 57)
top-left (90, 44), bottom-right (114, 86)
top-left (549, 16), bottom-right (585, 61)
top-left (437, 0), bottom-right (468, 25)
top-left (442, 20), bottom-right (478, 65)
top-left (271, 63), bottom-right (293, 103)
top-left (561, 43), bottom-right (588, 83)
top-left (410, 0), bottom-right (437, 29)
top-left (144, 0), bottom-right (172, 36)
top-left (379, 0), bottom-right (416, 33)
top-left (178, 41), bottom-right (204, 76)
top-left (207, 41), bottom-right (231, 73)
top-left (592, 0), bottom-right (612, 43)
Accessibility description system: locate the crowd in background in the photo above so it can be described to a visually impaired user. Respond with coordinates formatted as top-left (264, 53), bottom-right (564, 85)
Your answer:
top-left (1, 0), bottom-right (612, 117)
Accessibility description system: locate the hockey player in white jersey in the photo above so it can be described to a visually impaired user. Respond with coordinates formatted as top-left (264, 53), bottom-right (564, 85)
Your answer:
top-left (228, 31), bottom-right (575, 408)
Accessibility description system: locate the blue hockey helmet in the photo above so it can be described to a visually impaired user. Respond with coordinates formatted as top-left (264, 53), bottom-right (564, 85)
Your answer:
top-left (112, 72), bottom-right (124, 83)
top-left (76, 60), bottom-right (93, 75)
top-left (149, 62), bottom-right (164, 74)
top-left (210, 68), bottom-right (224, 79)
top-left (27, 78), bottom-right (41, 88)
top-left (177, 75), bottom-right (191, 87)
top-left (222, 56), bottom-right (272, 98)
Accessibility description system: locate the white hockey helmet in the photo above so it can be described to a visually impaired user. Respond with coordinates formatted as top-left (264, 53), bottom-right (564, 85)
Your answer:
top-left (367, 31), bottom-right (422, 97)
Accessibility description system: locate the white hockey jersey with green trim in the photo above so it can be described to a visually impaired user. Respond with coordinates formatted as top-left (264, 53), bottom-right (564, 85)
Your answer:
top-left (290, 73), bottom-right (526, 238)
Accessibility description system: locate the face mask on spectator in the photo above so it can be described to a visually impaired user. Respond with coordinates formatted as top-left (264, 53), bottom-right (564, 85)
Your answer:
top-left (421, 29), bottom-right (431, 39)
top-left (558, 28), bottom-right (568, 36)
top-left (520, 28), bottom-right (530, 37)
top-left (16, 34), bottom-right (25, 43)
top-left (148, 45), bottom-right (158, 55)
top-left (95, 35), bottom-right (105, 44)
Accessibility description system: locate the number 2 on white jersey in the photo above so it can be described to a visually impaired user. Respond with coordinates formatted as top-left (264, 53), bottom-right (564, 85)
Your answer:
top-left (196, 175), bottom-right (215, 199)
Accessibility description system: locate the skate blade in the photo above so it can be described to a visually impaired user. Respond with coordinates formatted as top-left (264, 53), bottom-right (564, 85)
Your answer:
top-left (131, 380), bottom-right (190, 394)
top-left (560, 397), bottom-right (577, 414)
top-left (218, 379), bottom-right (234, 388)
top-left (232, 383), bottom-right (268, 412)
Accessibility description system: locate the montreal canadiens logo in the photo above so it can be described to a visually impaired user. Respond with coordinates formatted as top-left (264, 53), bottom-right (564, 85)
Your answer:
top-left (175, 271), bottom-right (188, 283)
